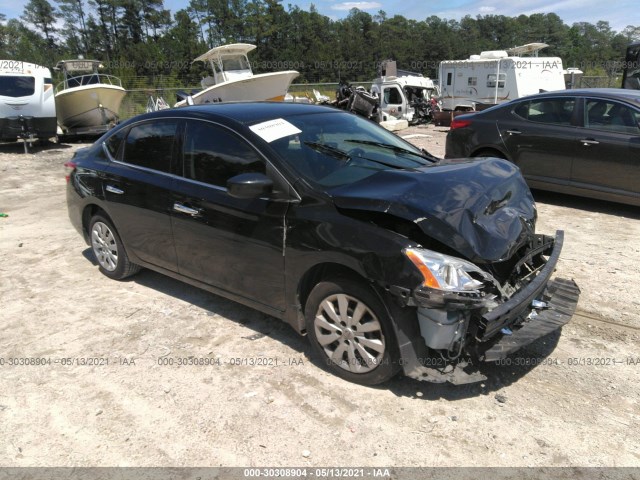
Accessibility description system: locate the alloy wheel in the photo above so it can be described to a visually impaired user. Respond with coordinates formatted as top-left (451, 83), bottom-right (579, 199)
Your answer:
top-left (91, 221), bottom-right (118, 272)
top-left (313, 293), bottom-right (386, 373)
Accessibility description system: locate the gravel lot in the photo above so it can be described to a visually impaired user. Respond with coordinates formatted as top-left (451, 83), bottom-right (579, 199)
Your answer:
top-left (1, 124), bottom-right (639, 469)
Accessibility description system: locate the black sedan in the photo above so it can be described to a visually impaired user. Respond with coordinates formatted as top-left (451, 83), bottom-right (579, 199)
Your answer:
top-left (446, 88), bottom-right (640, 206)
top-left (66, 102), bottom-right (579, 385)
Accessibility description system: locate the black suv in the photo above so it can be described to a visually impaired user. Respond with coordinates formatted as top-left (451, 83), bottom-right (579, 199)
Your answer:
top-left (66, 102), bottom-right (579, 385)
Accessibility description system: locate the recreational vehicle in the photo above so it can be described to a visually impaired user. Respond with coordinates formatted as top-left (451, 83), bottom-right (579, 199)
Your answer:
top-left (0, 60), bottom-right (57, 142)
top-left (438, 43), bottom-right (565, 111)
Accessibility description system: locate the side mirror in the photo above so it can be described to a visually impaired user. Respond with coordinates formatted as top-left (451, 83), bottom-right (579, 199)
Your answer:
top-left (227, 173), bottom-right (273, 199)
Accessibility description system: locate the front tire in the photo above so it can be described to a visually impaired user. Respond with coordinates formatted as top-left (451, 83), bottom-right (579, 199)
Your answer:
top-left (305, 277), bottom-right (400, 385)
top-left (89, 214), bottom-right (140, 280)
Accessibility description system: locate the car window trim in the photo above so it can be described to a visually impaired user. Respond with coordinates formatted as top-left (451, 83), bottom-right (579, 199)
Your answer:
top-left (180, 117), bottom-right (301, 202)
top-left (513, 95), bottom-right (579, 126)
top-left (582, 97), bottom-right (640, 134)
top-left (101, 116), bottom-right (300, 202)
top-left (102, 117), bottom-right (182, 174)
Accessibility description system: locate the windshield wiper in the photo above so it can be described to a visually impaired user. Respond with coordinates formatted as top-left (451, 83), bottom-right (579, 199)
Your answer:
top-left (345, 139), bottom-right (438, 163)
top-left (303, 141), bottom-right (351, 161)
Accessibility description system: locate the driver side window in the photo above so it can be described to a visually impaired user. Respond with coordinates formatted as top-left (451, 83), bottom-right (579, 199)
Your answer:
top-left (584, 99), bottom-right (640, 134)
top-left (383, 87), bottom-right (402, 105)
top-left (182, 120), bottom-right (265, 188)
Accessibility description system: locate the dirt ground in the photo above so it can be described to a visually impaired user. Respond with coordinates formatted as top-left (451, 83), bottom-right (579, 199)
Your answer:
top-left (1, 124), bottom-right (639, 470)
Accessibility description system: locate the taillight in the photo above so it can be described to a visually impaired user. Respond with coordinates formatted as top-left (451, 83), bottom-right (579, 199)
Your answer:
top-left (64, 161), bottom-right (77, 183)
top-left (450, 118), bottom-right (473, 130)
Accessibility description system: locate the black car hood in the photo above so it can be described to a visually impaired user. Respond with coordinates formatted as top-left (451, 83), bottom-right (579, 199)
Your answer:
top-left (330, 157), bottom-right (536, 263)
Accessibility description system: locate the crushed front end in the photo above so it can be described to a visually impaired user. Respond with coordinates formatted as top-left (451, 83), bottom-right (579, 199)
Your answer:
top-left (396, 230), bottom-right (580, 384)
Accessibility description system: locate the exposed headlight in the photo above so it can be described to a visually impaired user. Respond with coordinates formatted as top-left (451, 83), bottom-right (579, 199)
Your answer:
top-left (404, 248), bottom-right (485, 293)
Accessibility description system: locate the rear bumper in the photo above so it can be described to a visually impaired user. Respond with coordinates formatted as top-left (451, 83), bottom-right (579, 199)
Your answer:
top-left (0, 116), bottom-right (57, 141)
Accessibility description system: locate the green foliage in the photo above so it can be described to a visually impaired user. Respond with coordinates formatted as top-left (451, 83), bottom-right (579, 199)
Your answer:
top-left (22, 0), bottom-right (58, 44)
top-left (4, 0), bottom-right (638, 85)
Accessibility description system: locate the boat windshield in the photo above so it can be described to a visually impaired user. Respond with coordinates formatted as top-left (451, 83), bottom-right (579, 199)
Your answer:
top-left (261, 111), bottom-right (436, 189)
top-left (222, 55), bottom-right (250, 71)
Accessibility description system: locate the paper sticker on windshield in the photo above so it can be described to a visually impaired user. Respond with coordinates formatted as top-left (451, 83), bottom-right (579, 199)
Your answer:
top-left (249, 118), bottom-right (301, 143)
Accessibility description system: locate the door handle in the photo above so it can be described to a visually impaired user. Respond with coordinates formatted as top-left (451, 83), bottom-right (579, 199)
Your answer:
top-left (173, 202), bottom-right (201, 216)
top-left (580, 139), bottom-right (600, 146)
top-left (105, 185), bottom-right (124, 195)
top-left (506, 130), bottom-right (522, 136)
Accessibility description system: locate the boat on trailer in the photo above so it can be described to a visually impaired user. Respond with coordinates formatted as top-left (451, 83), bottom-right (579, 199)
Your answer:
top-left (175, 43), bottom-right (299, 107)
top-left (54, 59), bottom-right (126, 135)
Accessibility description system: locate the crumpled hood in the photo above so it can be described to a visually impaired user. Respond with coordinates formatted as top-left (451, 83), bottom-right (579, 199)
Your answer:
top-left (330, 157), bottom-right (536, 263)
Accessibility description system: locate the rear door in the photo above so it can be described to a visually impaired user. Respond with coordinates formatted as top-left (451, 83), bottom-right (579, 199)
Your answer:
top-left (498, 96), bottom-right (579, 188)
top-left (102, 119), bottom-right (179, 271)
top-left (570, 97), bottom-right (640, 199)
top-left (171, 119), bottom-right (289, 310)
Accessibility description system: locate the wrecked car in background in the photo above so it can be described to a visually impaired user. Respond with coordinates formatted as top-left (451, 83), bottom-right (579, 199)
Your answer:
top-left (66, 102), bottom-right (580, 385)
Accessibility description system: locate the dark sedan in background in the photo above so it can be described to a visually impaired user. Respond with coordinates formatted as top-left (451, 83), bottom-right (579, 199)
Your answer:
top-left (66, 102), bottom-right (579, 386)
top-left (446, 88), bottom-right (640, 206)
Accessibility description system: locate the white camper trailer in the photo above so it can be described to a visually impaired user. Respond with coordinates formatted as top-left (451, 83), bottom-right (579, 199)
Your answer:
top-left (371, 61), bottom-right (438, 124)
top-left (438, 43), bottom-right (565, 111)
top-left (0, 60), bottom-right (57, 143)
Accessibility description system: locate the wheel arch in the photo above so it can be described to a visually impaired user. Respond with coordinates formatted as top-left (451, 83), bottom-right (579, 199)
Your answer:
top-left (471, 147), bottom-right (509, 159)
top-left (82, 204), bottom-right (110, 242)
top-left (296, 263), bottom-right (372, 325)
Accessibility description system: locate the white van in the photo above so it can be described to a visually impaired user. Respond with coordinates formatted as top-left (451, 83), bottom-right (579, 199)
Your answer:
top-left (0, 60), bottom-right (57, 142)
top-left (371, 61), bottom-right (439, 124)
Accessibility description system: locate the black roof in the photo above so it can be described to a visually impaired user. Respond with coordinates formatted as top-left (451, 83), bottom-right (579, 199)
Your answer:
top-left (529, 88), bottom-right (640, 104)
top-left (132, 102), bottom-right (341, 127)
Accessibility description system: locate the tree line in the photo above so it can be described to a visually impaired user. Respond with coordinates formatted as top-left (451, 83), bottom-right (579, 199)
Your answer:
top-left (1, 0), bottom-right (640, 87)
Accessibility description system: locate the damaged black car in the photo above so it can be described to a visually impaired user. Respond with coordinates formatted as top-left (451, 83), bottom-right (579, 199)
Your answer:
top-left (66, 102), bottom-right (580, 385)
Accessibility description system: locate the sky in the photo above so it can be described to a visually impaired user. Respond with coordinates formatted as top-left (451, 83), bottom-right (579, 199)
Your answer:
top-left (0, 0), bottom-right (636, 33)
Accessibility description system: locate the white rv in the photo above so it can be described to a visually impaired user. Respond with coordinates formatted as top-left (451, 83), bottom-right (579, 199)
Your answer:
top-left (370, 61), bottom-right (439, 124)
top-left (0, 60), bottom-right (57, 142)
top-left (438, 43), bottom-right (565, 111)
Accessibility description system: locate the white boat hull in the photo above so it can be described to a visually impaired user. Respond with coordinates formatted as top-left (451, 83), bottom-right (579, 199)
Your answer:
top-left (55, 84), bottom-right (126, 132)
top-left (176, 71), bottom-right (299, 107)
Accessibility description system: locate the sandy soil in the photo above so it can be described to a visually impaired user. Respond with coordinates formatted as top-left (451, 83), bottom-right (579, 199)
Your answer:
top-left (1, 125), bottom-right (639, 469)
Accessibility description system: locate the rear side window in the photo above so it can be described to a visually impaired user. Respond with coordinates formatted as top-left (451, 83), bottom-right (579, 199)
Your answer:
top-left (0, 76), bottom-right (35, 97)
top-left (105, 128), bottom-right (126, 159)
top-left (514, 98), bottom-right (575, 125)
top-left (183, 120), bottom-right (264, 187)
top-left (122, 120), bottom-right (178, 173)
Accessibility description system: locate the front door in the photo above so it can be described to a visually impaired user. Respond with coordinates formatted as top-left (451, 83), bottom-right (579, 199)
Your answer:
top-left (170, 119), bottom-right (288, 310)
top-left (570, 98), bottom-right (640, 200)
top-left (380, 85), bottom-right (404, 121)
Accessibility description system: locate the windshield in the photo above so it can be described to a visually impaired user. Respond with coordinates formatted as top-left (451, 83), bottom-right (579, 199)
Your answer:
top-left (0, 76), bottom-right (35, 97)
top-left (262, 111), bottom-right (433, 188)
top-left (222, 55), bottom-right (250, 71)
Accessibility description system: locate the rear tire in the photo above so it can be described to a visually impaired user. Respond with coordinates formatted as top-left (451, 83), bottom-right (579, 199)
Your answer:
top-left (305, 277), bottom-right (400, 385)
top-left (89, 214), bottom-right (140, 280)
